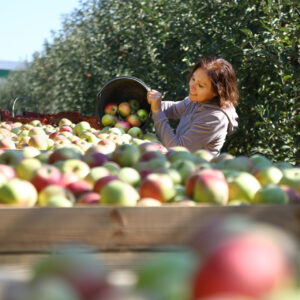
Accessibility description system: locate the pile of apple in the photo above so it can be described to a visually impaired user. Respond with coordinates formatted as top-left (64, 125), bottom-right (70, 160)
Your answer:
top-left (0, 117), bottom-right (299, 207)
top-left (101, 99), bottom-right (149, 132)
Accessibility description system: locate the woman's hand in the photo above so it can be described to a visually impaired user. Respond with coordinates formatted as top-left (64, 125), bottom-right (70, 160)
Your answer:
top-left (147, 89), bottom-right (162, 114)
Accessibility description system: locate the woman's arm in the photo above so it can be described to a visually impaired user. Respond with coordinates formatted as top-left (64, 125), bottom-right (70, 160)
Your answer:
top-left (153, 109), bottom-right (229, 153)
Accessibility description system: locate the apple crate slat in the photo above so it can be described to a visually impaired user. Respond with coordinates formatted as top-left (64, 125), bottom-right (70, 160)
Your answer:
top-left (0, 205), bottom-right (300, 254)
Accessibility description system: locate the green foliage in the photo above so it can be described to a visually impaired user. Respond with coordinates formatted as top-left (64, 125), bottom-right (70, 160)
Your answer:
top-left (0, 0), bottom-right (299, 163)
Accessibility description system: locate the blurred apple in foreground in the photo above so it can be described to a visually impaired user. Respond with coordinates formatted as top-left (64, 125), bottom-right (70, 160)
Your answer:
top-left (190, 215), bottom-right (298, 300)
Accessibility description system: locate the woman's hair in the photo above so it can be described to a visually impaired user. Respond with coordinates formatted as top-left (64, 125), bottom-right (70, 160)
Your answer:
top-left (188, 57), bottom-right (239, 107)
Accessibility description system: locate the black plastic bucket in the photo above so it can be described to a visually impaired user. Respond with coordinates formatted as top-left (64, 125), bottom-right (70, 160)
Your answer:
top-left (96, 76), bottom-right (151, 131)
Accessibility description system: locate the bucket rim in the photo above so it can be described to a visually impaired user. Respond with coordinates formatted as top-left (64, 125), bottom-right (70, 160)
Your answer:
top-left (97, 75), bottom-right (151, 99)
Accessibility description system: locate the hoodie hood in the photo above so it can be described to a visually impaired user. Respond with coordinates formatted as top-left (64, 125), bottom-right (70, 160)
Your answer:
top-left (220, 104), bottom-right (239, 135)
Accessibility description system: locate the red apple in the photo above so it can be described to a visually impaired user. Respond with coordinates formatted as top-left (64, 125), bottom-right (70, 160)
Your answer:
top-left (0, 164), bottom-right (16, 180)
top-left (104, 102), bottom-right (118, 115)
top-left (193, 233), bottom-right (295, 299)
top-left (82, 152), bottom-right (109, 168)
top-left (31, 165), bottom-right (63, 192)
top-left (48, 147), bottom-right (82, 164)
top-left (139, 173), bottom-right (175, 202)
top-left (59, 125), bottom-right (73, 133)
top-left (126, 114), bottom-right (141, 127)
top-left (185, 169), bottom-right (228, 204)
top-left (65, 179), bottom-right (92, 197)
top-left (77, 192), bottom-right (100, 205)
top-left (114, 120), bottom-right (131, 132)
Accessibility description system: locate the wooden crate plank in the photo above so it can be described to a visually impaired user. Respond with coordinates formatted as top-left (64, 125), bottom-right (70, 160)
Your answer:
top-left (0, 205), bottom-right (299, 252)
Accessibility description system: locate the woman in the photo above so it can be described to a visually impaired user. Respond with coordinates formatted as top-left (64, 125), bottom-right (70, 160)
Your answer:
top-left (147, 57), bottom-right (239, 156)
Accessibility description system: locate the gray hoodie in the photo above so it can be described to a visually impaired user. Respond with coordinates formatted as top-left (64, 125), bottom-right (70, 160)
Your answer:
top-left (152, 97), bottom-right (238, 156)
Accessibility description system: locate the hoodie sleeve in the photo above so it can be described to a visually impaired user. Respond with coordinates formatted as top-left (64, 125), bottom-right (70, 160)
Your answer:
top-left (153, 109), bottom-right (230, 153)
top-left (160, 98), bottom-right (189, 119)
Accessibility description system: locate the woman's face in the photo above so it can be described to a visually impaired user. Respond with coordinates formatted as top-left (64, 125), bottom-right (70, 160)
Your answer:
top-left (189, 68), bottom-right (217, 103)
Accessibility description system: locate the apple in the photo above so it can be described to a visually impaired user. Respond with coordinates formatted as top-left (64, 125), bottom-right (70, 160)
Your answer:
top-left (227, 172), bottom-right (261, 203)
top-left (126, 114), bottom-right (141, 127)
top-left (58, 118), bottom-right (74, 127)
top-left (59, 159), bottom-right (90, 179)
top-left (79, 131), bottom-right (99, 143)
top-left (32, 248), bottom-right (112, 300)
top-left (102, 161), bottom-right (121, 175)
top-left (193, 149), bottom-right (214, 162)
top-left (85, 166), bottom-right (111, 185)
top-left (65, 179), bottom-right (92, 197)
top-left (171, 160), bottom-right (196, 184)
top-left (129, 99), bottom-right (140, 111)
top-left (76, 192), bottom-right (100, 205)
top-left (280, 185), bottom-right (300, 204)
top-left (118, 102), bottom-right (131, 117)
top-left (59, 125), bottom-right (73, 133)
top-left (38, 184), bottom-right (75, 206)
top-left (137, 108), bottom-right (148, 122)
top-left (249, 154), bottom-right (273, 172)
top-left (0, 178), bottom-right (37, 206)
top-left (139, 173), bottom-right (175, 202)
top-left (253, 166), bottom-right (283, 186)
top-left (82, 151), bottom-right (109, 168)
top-left (0, 150), bottom-right (24, 166)
top-left (23, 277), bottom-right (81, 300)
top-left (193, 232), bottom-right (295, 299)
top-left (118, 167), bottom-right (141, 187)
top-left (48, 146), bottom-right (82, 164)
top-left (16, 157), bottom-right (42, 181)
top-left (100, 180), bottom-right (139, 205)
top-left (167, 146), bottom-right (196, 163)
top-left (93, 175), bottom-right (119, 194)
top-left (279, 168), bottom-right (300, 194)
top-left (28, 134), bottom-right (49, 150)
top-left (28, 127), bottom-right (46, 137)
top-left (185, 169), bottom-right (228, 204)
top-left (104, 102), bottom-right (118, 115)
top-left (127, 126), bottom-right (143, 138)
top-left (0, 137), bottom-right (16, 149)
top-left (31, 165), bottom-right (63, 192)
top-left (222, 156), bottom-right (254, 172)
top-left (114, 120), bottom-right (131, 132)
top-left (137, 198), bottom-right (162, 206)
top-left (0, 164), bottom-right (16, 180)
top-left (138, 141), bottom-right (167, 155)
top-left (29, 120), bottom-right (43, 127)
top-left (253, 184), bottom-right (289, 204)
top-left (22, 146), bottom-right (41, 158)
top-left (143, 132), bottom-right (160, 142)
top-left (112, 143), bottom-right (140, 167)
top-left (101, 114), bottom-right (117, 127)
top-left (73, 121), bottom-right (91, 135)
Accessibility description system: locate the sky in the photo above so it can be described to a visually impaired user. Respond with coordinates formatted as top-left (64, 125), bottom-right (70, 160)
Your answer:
top-left (0, 0), bottom-right (80, 62)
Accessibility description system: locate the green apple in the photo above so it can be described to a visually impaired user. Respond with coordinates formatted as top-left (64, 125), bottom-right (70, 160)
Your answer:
top-left (253, 166), bottom-right (283, 186)
top-left (0, 150), bottom-right (24, 166)
top-left (118, 167), bottom-right (141, 187)
top-left (129, 99), bottom-right (140, 111)
top-left (170, 160), bottom-right (196, 184)
top-left (112, 143), bottom-right (140, 167)
top-left (102, 161), bottom-right (121, 175)
top-left (59, 159), bottom-right (90, 179)
top-left (22, 146), bottom-right (41, 158)
top-left (28, 127), bottom-right (46, 137)
top-left (38, 185), bottom-right (75, 206)
top-left (253, 184), bottom-right (289, 204)
top-left (193, 149), bottom-right (214, 162)
top-left (128, 126), bottom-right (143, 138)
top-left (222, 156), bottom-right (254, 172)
top-left (137, 108), bottom-right (149, 122)
top-left (73, 121), bottom-right (91, 135)
top-left (84, 166), bottom-right (110, 185)
top-left (227, 172), bottom-right (261, 203)
top-left (0, 178), bottom-right (38, 206)
top-left (16, 157), bottom-right (42, 181)
top-left (279, 168), bottom-right (300, 194)
top-left (167, 146), bottom-right (196, 163)
top-left (100, 180), bottom-right (139, 206)
top-left (250, 154), bottom-right (273, 172)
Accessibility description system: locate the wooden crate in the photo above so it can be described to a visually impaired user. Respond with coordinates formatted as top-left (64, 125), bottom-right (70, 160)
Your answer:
top-left (0, 205), bottom-right (300, 289)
